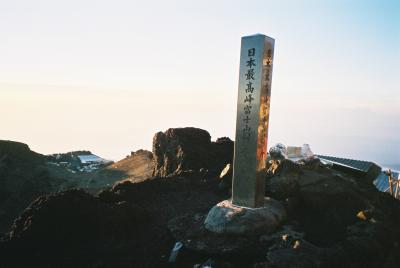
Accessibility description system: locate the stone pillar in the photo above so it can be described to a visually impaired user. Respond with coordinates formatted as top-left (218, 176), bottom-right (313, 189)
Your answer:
top-left (231, 34), bottom-right (275, 208)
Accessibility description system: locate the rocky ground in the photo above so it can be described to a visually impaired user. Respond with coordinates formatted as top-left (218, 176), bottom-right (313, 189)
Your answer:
top-left (1, 128), bottom-right (400, 267)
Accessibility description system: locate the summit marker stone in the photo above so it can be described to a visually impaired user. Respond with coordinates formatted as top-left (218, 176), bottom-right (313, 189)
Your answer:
top-left (232, 34), bottom-right (275, 208)
top-left (204, 34), bottom-right (284, 235)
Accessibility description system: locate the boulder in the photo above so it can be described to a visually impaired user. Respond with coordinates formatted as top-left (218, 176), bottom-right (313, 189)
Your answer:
top-left (204, 199), bottom-right (286, 235)
top-left (152, 128), bottom-right (233, 177)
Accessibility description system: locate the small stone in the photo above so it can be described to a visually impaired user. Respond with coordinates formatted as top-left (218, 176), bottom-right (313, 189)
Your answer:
top-left (357, 210), bottom-right (372, 221)
top-left (220, 164), bottom-right (232, 179)
top-left (293, 240), bottom-right (301, 249)
top-left (219, 163), bottom-right (233, 187)
top-left (357, 211), bottom-right (367, 221)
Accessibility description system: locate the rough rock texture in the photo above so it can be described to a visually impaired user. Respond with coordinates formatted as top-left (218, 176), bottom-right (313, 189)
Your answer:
top-left (204, 199), bottom-right (286, 234)
top-left (152, 128), bottom-right (233, 177)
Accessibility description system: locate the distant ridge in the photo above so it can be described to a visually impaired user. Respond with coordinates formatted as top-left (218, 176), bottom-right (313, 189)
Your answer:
top-left (107, 150), bottom-right (154, 183)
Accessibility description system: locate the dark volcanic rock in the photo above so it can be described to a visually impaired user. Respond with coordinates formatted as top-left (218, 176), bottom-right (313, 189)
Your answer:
top-left (1, 189), bottom-right (157, 267)
top-left (255, 225), bottom-right (323, 268)
top-left (152, 127), bottom-right (233, 177)
top-left (100, 171), bottom-right (229, 224)
top-left (8, 189), bottom-right (149, 242)
top-left (263, 158), bottom-right (400, 267)
top-left (168, 214), bottom-right (258, 255)
top-left (265, 158), bottom-right (379, 245)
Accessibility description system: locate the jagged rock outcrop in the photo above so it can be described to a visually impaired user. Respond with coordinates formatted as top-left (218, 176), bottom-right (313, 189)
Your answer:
top-left (152, 127), bottom-right (233, 177)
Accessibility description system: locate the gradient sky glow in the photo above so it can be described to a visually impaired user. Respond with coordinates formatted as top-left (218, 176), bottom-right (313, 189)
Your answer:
top-left (1, 0), bottom-right (399, 166)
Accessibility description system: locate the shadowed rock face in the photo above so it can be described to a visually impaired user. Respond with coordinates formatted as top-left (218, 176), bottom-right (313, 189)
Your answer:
top-left (152, 127), bottom-right (233, 177)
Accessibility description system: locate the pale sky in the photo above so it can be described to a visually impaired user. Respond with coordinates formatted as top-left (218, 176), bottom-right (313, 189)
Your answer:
top-left (1, 0), bottom-right (399, 166)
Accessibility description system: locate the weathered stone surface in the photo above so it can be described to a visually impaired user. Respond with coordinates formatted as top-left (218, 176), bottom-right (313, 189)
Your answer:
top-left (204, 198), bottom-right (286, 235)
top-left (152, 128), bottom-right (233, 177)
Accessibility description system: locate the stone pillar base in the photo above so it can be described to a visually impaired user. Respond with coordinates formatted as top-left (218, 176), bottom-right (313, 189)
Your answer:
top-left (204, 198), bottom-right (286, 235)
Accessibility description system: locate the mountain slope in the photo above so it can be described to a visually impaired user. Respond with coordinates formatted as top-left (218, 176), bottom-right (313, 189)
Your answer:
top-left (106, 149), bottom-right (154, 183)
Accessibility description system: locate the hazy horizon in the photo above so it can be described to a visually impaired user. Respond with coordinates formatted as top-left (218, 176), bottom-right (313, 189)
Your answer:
top-left (1, 0), bottom-right (399, 166)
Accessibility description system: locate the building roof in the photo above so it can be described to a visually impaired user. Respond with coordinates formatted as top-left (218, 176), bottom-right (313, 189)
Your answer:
top-left (316, 155), bottom-right (376, 173)
top-left (316, 154), bottom-right (400, 195)
top-left (374, 170), bottom-right (400, 192)
top-left (77, 154), bottom-right (108, 164)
